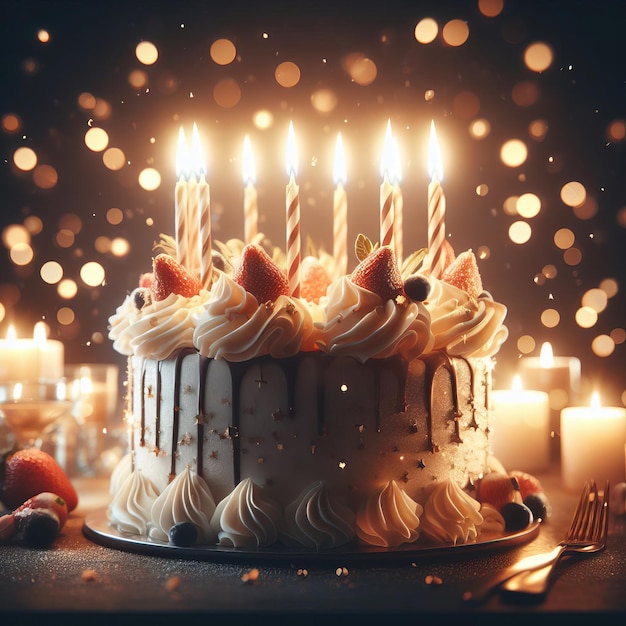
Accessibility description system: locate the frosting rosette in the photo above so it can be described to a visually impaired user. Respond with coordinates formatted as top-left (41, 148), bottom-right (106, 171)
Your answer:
top-left (280, 481), bottom-right (355, 549)
top-left (107, 470), bottom-right (159, 536)
top-left (147, 466), bottom-right (217, 543)
top-left (316, 276), bottom-right (434, 363)
top-left (478, 504), bottom-right (506, 536)
top-left (210, 478), bottom-right (283, 548)
top-left (108, 288), bottom-right (209, 360)
top-left (193, 272), bottom-right (323, 361)
top-left (355, 480), bottom-right (424, 547)
top-left (419, 479), bottom-right (484, 545)
top-left (424, 277), bottom-right (508, 358)
top-left (109, 451), bottom-right (133, 496)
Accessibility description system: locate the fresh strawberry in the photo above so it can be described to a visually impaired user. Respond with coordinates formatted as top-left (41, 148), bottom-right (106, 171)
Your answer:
top-left (14, 492), bottom-right (69, 529)
top-left (350, 245), bottom-right (405, 302)
top-left (151, 254), bottom-right (201, 301)
top-left (0, 449), bottom-right (78, 512)
top-left (233, 244), bottom-right (289, 304)
top-left (509, 470), bottom-right (544, 501)
top-left (441, 249), bottom-right (483, 299)
top-left (300, 256), bottom-right (330, 304)
top-left (476, 472), bottom-right (522, 510)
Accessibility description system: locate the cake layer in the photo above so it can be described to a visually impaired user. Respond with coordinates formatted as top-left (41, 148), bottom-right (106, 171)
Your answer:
top-left (128, 349), bottom-right (491, 509)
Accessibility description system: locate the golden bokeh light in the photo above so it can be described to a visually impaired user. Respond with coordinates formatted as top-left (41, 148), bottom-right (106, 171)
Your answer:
top-left (517, 334), bottom-right (536, 354)
top-left (512, 80), bottom-right (539, 107)
top-left (106, 208), bottom-right (124, 225)
top-left (128, 69), bottom-right (148, 89)
top-left (610, 328), bottom-right (625, 344)
top-left (541, 308), bottom-right (560, 328)
top-left (563, 247), bottom-right (582, 266)
top-left (599, 278), bottom-right (618, 298)
top-left (554, 227), bottom-right (575, 249)
top-left (452, 91), bottom-right (480, 119)
top-left (524, 42), bottom-right (554, 72)
top-left (542, 264), bottom-right (557, 279)
top-left (2, 224), bottom-right (30, 248)
top-left (469, 118), bottom-right (491, 139)
top-left (560, 181), bottom-right (586, 207)
top-left (0, 303), bottom-right (5, 323)
top-left (508, 220), bottom-right (532, 244)
top-left (253, 110), bottom-right (274, 130)
top-left (57, 278), bottom-right (78, 299)
top-left (94, 236), bottom-right (111, 254)
top-left (2, 113), bottom-right (22, 133)
top-left (37, 29), bottom-right (50, 43)
top-left (477, 245), bottom-right (490, 260)
top-left (92, 98), bottom-right (112, 120)
top-left (424, 89), bottom-right (435, 101)
top-left (442, 19), bottom-right (469, 47)
top-left (575, 306), bottom-right (597, 328)
top-left (9, 242), bottom-right (34, 266)
top-left (573, 195), bottom-right (598, 220)
top-left (57, 307), bottom-right (75, 326)
top-left (414, 18), bottom-right (438, 44)
top-left (346, 56), bottom-right (377, 86)
top-left (85, 127), bottom-right (109, 152)
top-left (275, 61), bottom-right (301, 88)
top-left (138, 167), bottom-right (161, 191)
top-left (476, 184), bottom-right (489, 196)
top-left (111, 237), bottom-right (130, 256)
top-left (500, 139), bottom-right (528, 167)
top-left (13, 146), bottom-right (37, 171)
top-left (136, 41), bottom-right (159, 65)
top-left (582, 288), bottom-right (608, 313)
top-left (80, 261), bottom-right (106, 287)
top-left (529, 119), bottom-right (548, 141)
top-left (478, 0), bottom-right (504, 17)
top-left (516, 192), bottom-right (541, 218)
top-left (311, 88), bottom-right (338, 113)
top-left (502, 195), bottom-right (519, 216)
top-left (78, 92), bottom-right (97, 110)
top-left (40, 261), bottom-right (63, 284)
top-left (56, 229), bottom-right (75, 248)
top-left (213, 78), bottom-right (242, 108)
top-left (210, 39), bottom-right (236, 65)
top-left (33, 164), bottom-right (58, 189)
top-left (591, 334), bottom-right (614, 357)
top-left (103, 147), bottom-right (126, 171)
top-left (607, 119), bottom-right (625, 142)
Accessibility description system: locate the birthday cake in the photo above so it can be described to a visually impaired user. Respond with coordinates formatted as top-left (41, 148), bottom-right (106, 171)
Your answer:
top-left (106, 223), bottom-right (512, 549)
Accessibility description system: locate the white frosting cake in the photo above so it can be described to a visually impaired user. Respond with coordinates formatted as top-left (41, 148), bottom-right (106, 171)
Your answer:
top-left (107, 237), bottom-right (509, 550)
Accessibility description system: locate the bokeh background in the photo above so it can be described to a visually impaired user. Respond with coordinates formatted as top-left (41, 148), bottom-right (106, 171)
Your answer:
top-left (0, 0), bottom-right (624, 406)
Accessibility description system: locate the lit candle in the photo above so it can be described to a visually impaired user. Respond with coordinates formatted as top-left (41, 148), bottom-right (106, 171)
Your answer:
top-left (391, 136), bottom-right (403, 265)
top-left (518, 341), bottom-right (582, 462)
top-left (427, 120), bottom-right (446, 278)
top-left (0, 323), bottom-right (64, 384)
top-left (175, 127), bottom-right (190, 269)
top-left (379, 119), bottom-right (394, 248)
top-left (192, 125), bottom-right (212, 290)
top-left (333, 132), bottom-right (348, 277)
top-left (242, 135), bottom-right (258, 245)
top-left (286, 121), bottom-right (301, 298)
top-left (561, 391), bottom-right (626, 492)
top-left (490, 375), bottom-right (550, 473)
top-left (187, 123), bottom-right (201, 276)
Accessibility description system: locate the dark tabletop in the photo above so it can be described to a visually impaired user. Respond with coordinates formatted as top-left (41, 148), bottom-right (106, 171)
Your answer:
top-left (1, 466), bottom-right (624, 625)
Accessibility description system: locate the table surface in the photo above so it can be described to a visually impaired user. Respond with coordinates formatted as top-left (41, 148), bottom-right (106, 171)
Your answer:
top-left (1, 465), bottom-right (624, 624)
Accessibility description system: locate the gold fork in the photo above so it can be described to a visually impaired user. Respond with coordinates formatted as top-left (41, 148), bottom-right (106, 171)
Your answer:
top-left (500, 480), bottom-right (609, 599)
top-left (463, 480), bottom-right (609, 606)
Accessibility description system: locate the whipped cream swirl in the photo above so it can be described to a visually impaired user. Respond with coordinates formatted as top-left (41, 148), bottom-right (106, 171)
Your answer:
top-left (210, 478), bottom-right (283, 548)
top-left (419, 479), bottom-right (484, 545)
top-left (316, 276), bottom-right (434, 363)
top-left (108, 288), bottom-right (209, 360)
top-left (148, 466), bottom-right (217, 543)
top-left (280, 481), bottom-right (355, 549)
top-left (424, 278), bottom-right (508, 358)
top-left (478, 504), bottom-right (506, 536)
top-left (107, 470), bottom-right (159, 536)
top-left (193, 272), bottom-right (323, 361)
top-left (109, 451), bottom-right (133, 496)
top-left (355, 480), bottom-right (424, 547)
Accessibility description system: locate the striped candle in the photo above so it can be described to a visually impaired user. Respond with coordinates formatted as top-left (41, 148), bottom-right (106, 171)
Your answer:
top-left (242, 135), bottom-right (258, 244)
top-left (427, 120), bottom-right (446, 278)
top-left (175, 127), bottom-right (189, 269)
top-left (285, 121), bottom-right (301, 298)
top-left (333, 132), bottom-right (348, 277)
top-left (187, 123), bottom-right (202, 276)
top-left (380, 119), bottom-right (395, 248)
top-left (198, 172), bottom-right (212, 290)
top-left (391, 136), bottom-right (403, 266)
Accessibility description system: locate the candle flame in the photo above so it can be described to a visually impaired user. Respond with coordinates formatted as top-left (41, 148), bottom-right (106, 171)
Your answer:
top-left (512, 374), bottom-right (523, 392)
top-left (176, 126), bottom-right (190, 179)
top-left (6, 325), bottom-right (16, 342)
top-left (333, 132), bottom-right (346, 186)
top-left (190, 122), bottom-right (206, 178)
top-left (380, 118), bottom-right (394, 180)
top-left (539, 341), bottom-right (554, 367)
top-left (428, 120), bottom-right (443, 182)
top-left (33, 321), bottom-right (48, 344)
top-left (13, 382), bottom-right (22, 401)
top-left (286, 120), bottom-right (298, 179)
top-left (242, 135), bottom-right (256, 185)
top-left (590, 391), bottom-right (601, 409)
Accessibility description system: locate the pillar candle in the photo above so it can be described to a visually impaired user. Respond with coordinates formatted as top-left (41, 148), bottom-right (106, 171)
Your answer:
top-left (490, 375), bottom-right (550, 473)
top-left (561, 392), bottom-right (626, 492)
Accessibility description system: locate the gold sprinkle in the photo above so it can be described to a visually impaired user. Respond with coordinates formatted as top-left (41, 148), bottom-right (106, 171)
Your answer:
top-left (241, 568), bottom-right (260, 583)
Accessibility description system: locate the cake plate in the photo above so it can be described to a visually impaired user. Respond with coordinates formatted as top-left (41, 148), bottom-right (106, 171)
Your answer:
top-left (83, 508), bottom-right (541, 565)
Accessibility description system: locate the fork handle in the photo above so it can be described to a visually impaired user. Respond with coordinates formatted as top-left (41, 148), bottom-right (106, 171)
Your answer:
top-left (500, 561), bottom-right (558, 597)
top-left (463, 545), bottom-right (565, 605)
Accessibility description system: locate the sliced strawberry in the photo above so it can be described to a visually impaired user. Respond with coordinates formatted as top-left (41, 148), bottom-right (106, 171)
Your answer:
top-left (233, 244), bottom-right (289, 304)
top-left (350, 245), bottom-right (404, 302)
top-left (0, 449), bottom-right (78, 512)
top-left (441, 249), bottom-right (483, 299)
top-left (151, 254), bottom-right (201, 301)
top-left (300, 256), bottom-right (330, 304)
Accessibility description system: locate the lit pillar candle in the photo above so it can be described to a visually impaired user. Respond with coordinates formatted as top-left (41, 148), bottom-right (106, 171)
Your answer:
top-left (490, 375), bottom-right (550, 473)
top-left (192, 126), bottom-right (212, 290)
top-left (285, 121), bottom-right (301, 298)
top-left (379, 119), bottom-right (394, 248)
top-left (333, 132), bottom-right (348, 278)
top-left (242, 135), bottom-right (258, 245)
top-left (427, 120), bottom-right (446, 278)
top-left (518, 341), bottom-right (582, 462)
top-left (0, 323), bottom-right (64, 384)
top-left (561, 392), bottom-right (626, 492)
top-left (175, 127), bottom-right (190, 269)
top-left (391, 136), bottom-right (403, 265)
top-left (187, 123), bottom-right (201, 276)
